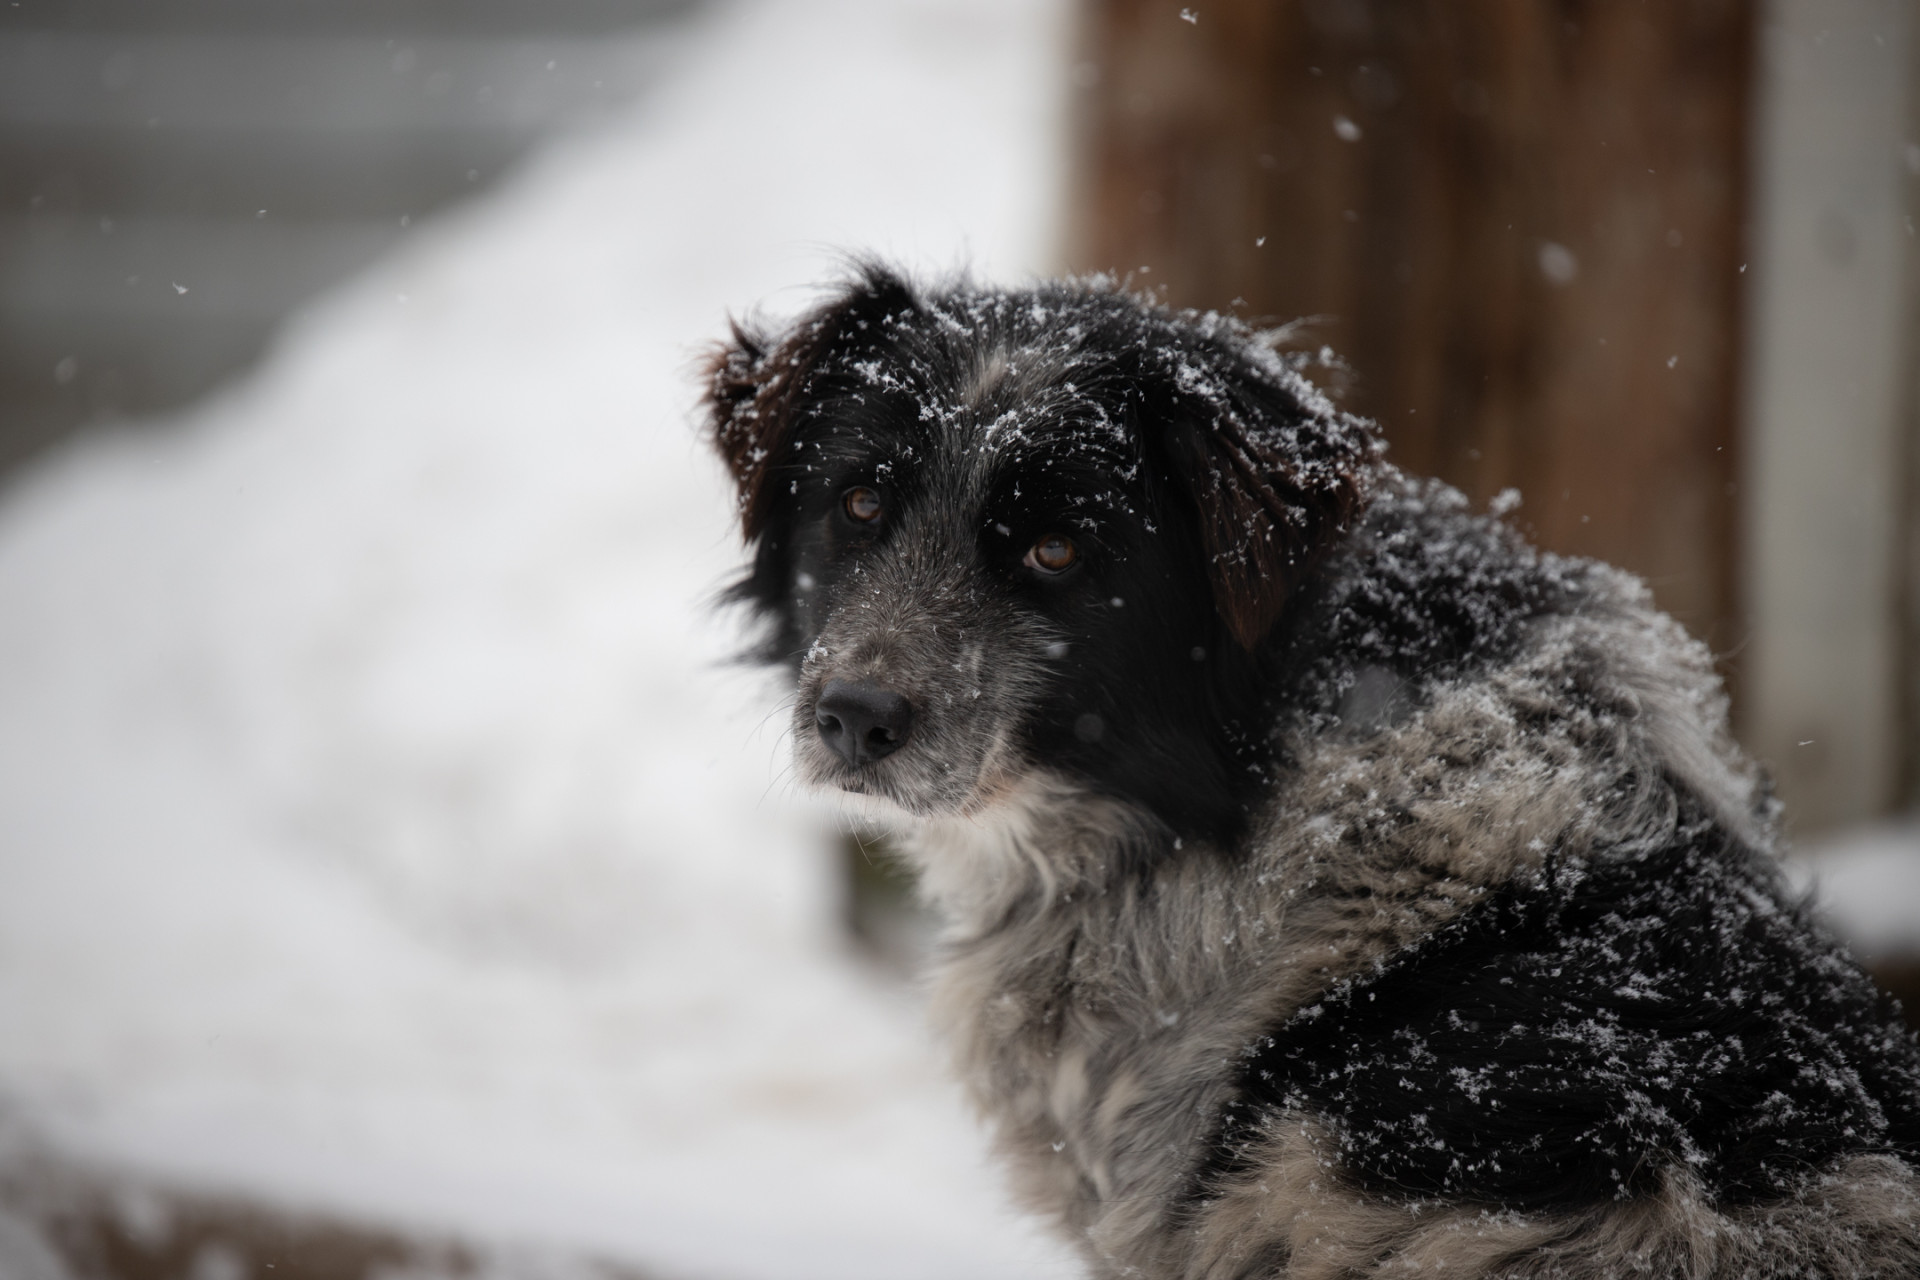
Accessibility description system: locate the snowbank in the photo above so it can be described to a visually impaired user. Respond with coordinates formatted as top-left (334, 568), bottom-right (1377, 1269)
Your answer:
top-left (1789, 827), bottom-right (1920, 961)
top-left (0, 1), bottom-right (1079, 1277)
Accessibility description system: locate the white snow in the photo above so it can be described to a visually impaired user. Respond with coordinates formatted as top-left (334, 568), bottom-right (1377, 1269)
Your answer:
top-left (0, 1), bottom-right (1079, 1278)
top-left (1789, 826), bottom-right (1920, 960)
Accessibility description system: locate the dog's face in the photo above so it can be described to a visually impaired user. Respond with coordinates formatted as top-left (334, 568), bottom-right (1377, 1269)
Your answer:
top-left (707, 267), bottom-right (1373, 844)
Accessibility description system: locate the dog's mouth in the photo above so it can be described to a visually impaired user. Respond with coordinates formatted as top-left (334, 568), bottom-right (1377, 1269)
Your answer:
top-left (793, 672), bottom-right (1018, 818)
top-left (791, 590), bottom-right (1054, 818)
top-left (795, 677), bottom-right (937, 814)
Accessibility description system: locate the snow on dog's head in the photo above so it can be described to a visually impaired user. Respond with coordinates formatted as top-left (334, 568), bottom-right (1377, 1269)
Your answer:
top-left (705, 263), bottom-right (1376, 840)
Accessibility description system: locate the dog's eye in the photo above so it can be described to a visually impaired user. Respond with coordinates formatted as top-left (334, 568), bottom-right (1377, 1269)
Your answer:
top-left (1025, 533), bottom-right (1077, 573)
top-left (842, 486), bottom-right (883, 524)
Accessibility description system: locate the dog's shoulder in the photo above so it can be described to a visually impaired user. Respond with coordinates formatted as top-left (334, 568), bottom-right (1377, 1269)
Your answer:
top-left (1230, 473), bottom-right (1769, 1001)
top-left (1270, 471), bottom-right (1739, 776)
top-left (1270, 468), bottom-right (1774, 870)
top-left (1190, 483), bottom-right (1920, 1222)
top-left (1270, 472), bottom-right (1582, 716)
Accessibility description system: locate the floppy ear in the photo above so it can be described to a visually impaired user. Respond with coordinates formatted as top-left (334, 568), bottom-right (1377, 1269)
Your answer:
top-left (703, 265), bottom-right (919, 543)
top-left (703, 315), bottom-right (813, 544)
top-left (1159, 345), bottom-right (1376, 650)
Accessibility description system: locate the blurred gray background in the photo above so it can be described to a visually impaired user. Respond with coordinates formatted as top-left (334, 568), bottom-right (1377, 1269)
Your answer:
top-left (0, 0), bottom-right (699, 475)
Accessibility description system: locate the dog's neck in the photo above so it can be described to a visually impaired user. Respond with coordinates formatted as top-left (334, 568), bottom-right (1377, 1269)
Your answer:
top-left (902, 771), bottom-right (1171, 934)
top-left (901, 769), bottom-right (1255, 1272)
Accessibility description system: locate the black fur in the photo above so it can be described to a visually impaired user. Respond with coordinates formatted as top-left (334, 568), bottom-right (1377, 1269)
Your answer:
top-left (1271, 479), bottom-right (1586, 721)
top-left (706, 265), bottom-right (1920, 1275)
top-left (710, 263), bottom-right (1373, 844)
top-left (1206, 804), bottom-right (1920, 1211)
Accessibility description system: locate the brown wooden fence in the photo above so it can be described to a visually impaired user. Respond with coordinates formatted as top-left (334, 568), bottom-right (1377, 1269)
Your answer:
top-left (1068, 0), bottom-right (1754, 655)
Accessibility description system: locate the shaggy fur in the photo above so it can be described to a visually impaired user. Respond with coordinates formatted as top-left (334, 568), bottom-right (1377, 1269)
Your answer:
top-left (704, 264), bottom-right (1920, 1278)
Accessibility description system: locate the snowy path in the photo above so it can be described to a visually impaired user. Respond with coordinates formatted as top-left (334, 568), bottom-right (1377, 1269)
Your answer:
top-left (0, 1), bottom-right (1078, 1277)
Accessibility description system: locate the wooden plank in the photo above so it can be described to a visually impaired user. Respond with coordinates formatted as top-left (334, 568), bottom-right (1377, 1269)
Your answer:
top-left (1068, 0), bottom-right (1754, 651)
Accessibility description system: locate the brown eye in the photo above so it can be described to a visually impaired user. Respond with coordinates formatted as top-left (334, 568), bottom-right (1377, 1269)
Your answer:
top-left (1025, 533), bottom-right (1077, 573)
top-left (843, 486), bottom-right (882, 523)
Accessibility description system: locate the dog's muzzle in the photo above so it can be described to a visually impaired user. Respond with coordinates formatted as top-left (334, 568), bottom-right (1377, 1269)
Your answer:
top-left (814, 678), bottom-right (915, 767)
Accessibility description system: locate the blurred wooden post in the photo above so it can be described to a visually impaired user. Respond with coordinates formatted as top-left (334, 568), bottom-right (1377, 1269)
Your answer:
top-left (1067, 0), bottom-right (1753, 654)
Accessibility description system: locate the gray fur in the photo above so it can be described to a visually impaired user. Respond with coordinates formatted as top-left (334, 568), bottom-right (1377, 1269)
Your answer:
top-left (715, 274), bottom-right (1916, 1278)
top-left (883, 559), bottom-right (1846, 1279)
top-left (787, 480), bottom-right (1912, 1279)
top-left (789, 434), bottom-right (1059, 818)
top-left (1186, 1120), bottom-right (1920, 1279)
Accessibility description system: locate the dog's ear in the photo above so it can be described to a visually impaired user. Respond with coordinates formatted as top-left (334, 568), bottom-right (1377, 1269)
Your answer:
top-left (704, 266), bottom-right (918, 543)
top-left (1158, 343), bottom-right (1376, 650)
top-left (704, 317), bottom-right (787, 542)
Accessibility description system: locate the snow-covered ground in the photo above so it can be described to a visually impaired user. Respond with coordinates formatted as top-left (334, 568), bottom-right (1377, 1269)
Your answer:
top-left (0, 1), bottom-right (1080, 1277)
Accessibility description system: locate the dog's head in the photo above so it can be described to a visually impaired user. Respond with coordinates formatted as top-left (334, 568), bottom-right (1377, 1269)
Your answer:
top-left (706, 265), bottom-right (1375, 843)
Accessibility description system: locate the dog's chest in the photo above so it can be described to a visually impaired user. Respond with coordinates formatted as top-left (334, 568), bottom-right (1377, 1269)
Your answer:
top-left (931, 932), bottom-right (1205, 1225)
top-left (922, 870), bottom-right (1267, 1254)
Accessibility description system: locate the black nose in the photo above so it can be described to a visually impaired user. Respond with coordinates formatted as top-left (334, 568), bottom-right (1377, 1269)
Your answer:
top-left (815, 679), bottom-right (914, 767)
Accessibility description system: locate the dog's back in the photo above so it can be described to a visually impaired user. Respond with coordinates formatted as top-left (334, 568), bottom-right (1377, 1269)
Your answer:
top-left (708, 266), bottom-right (1920, 1278)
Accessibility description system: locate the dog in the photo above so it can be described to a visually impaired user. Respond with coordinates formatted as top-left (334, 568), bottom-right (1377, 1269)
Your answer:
top-left (704, 263), bottom-right (1920, 1278)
